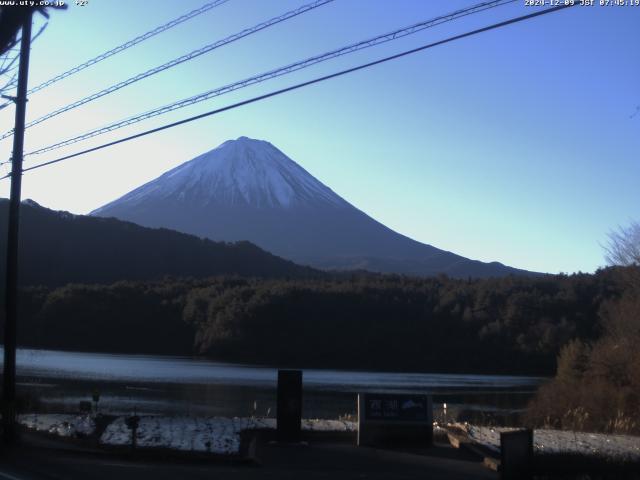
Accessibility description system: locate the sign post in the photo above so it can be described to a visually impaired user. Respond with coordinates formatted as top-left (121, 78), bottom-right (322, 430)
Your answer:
top-left (357, 393), bottom-right (433, 447)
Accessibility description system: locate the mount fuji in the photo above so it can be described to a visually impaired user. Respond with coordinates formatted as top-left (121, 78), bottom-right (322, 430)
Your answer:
top-left (91, 136), bottom-right (533, 278)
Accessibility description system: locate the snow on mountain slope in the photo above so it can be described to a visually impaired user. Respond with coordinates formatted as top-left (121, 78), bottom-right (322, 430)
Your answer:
top-left (94, 137), bottom-right (345, 213)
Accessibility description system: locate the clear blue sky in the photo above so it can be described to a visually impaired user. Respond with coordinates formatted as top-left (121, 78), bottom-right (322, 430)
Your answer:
top-left (0, 0), bottom-right (638, 274)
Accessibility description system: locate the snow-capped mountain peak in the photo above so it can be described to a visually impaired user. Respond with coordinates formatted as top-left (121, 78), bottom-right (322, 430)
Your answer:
top-left (97, 137), bottom-right (345, 212)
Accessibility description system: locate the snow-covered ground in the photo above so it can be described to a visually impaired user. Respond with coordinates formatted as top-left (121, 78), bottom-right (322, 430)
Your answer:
top-left (19, 413), bottom-right (96, 437)
top-left (456, 423), bottom-right (640, 462)
top-left (100, 416), bottom-right (355, 455)
top-left (18, 413), bottom-right (354, 455)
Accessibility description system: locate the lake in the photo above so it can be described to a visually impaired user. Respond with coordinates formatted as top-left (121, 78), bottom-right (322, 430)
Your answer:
top-left (3, 348), bottom-right (545, 421)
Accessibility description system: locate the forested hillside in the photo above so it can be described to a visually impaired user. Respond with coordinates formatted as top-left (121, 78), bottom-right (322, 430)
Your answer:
top-left (10, 267), bottom-right (633, 375)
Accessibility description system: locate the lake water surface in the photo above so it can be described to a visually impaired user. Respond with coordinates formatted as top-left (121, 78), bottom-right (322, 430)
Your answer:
top-left (3, 348), bottom-right (545, 421)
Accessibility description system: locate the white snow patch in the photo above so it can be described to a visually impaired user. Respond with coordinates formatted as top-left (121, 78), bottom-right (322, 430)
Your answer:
top-left (100, 416), bottom-right (355, 455)
top-left (458, 423), bottom-right (640, 461)
top-left (302, 419), bottom-right (357, 432)
top-left (19, 413), bottom-right (96, 437)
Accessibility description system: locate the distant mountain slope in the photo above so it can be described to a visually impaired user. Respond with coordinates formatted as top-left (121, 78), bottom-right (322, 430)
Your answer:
top-left (0, 199), bottom-right (316, 287)
top-left (92, 136), bottom-right (536, 278)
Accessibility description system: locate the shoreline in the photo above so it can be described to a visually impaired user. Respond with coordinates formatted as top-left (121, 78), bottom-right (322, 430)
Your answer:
top-left (1, 345), bottom-right (551, 378)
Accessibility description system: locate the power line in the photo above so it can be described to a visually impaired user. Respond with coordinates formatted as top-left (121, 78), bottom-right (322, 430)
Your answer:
top-left (30, 0), bottom-right (229, 93)
top-left (0, 3), bottom-right (576, 181)
top-left (0, 0), bottom-right (334, 140)
top-left (0, 0), bottom-right (230, 111)
top-left (24, 0), bottom-right (516, 157)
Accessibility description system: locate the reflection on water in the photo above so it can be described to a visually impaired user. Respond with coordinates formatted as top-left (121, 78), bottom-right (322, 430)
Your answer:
top-left (2, 348), bottom-right (546, 420)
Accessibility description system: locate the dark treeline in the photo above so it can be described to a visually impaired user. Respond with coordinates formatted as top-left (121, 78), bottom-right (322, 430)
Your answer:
top-left (8, 267), bottom-right (633, 376)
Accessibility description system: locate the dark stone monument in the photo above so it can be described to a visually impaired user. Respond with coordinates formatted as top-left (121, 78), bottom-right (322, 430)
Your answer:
top-left (500, 429), bottom-right (533, 480)
top-left (277, 369), bottom-right (302, 443)
top-left (357, 393), bottom-right (433, 447)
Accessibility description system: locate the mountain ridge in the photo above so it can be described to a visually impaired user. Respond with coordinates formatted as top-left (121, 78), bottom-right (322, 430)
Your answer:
top-left (0, 198), bottom-right (318, 287)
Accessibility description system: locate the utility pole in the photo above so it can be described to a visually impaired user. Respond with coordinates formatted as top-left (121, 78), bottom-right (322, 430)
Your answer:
top-left (2, 9), bottom-right (32, 445)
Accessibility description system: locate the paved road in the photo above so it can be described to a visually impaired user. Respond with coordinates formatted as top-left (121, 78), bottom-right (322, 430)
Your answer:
top-left (0, 437), bottom-right (497, 480)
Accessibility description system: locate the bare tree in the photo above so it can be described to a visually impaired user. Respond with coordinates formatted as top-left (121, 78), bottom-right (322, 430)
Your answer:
top-left (0, 5), bottom-right (57, 57)
top-left (604, 220), bottom-right (640, 267)
top-left (602, 220), bottom-right (640, 333)
top-left (0, 21), bottom-right (47, 111)
top-left (0, 3), bottom-right (61, 100)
